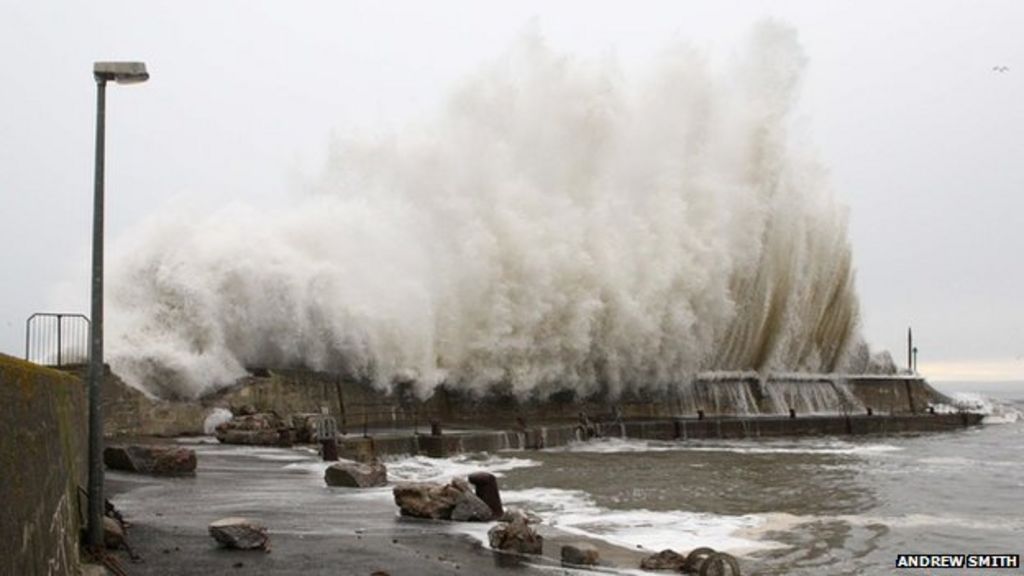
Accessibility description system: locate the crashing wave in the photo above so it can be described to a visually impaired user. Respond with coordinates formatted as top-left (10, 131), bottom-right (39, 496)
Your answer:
top-left (107, 21), bottom-right (859, 399)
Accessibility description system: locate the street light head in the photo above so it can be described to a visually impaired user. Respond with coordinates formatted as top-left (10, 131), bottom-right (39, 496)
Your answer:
top-left (94, 61), bottom-right (149, 84)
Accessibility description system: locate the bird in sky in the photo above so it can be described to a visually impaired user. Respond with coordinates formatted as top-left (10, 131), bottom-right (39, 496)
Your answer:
top-left (993, 66), bottom-right (1010, 72)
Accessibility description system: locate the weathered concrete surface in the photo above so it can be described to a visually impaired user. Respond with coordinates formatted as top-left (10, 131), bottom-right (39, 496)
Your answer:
top-left (96, 367), bottom-right (956, 440)
top-left (0, 354), bottom-right (87, 576)
top-left (99, 368), bottom-right (208, 438)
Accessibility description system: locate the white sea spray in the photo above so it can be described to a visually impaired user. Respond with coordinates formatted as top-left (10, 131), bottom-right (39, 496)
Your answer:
top-left (107, 21), bottom-right (859, 399)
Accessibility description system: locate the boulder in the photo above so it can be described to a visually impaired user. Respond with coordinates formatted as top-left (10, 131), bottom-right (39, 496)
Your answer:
top-left (683, 547), bottom-right (718, 573)
top-left (208, 517), bottom-right (269, 550)
top-left (325, 461), bottom-right (388, 488)
top-left (450, 490), bottom-right (494, 522)
top-left (640, 549), bottom-right (687, 571)
top-left (291, 413), bottom-right (320, 443)
top-left (104, 445), bottom-right (197, 476)
top-left (561, 542), bottom-right (599, 566)
top-left (450, 477), bottom-right (472, 493)
top-left (215, 412), bottom-right (287, 446)
top-left (468, 471), bottom-right (504, 517)
top-left (392, 482), bottom-right (462, 519)
top-left (103, 516), bottom-right (126, 550)
top-left (697, 552), bottom-right (742, 575)
top-left (487, 516), bottom-right (543, 555)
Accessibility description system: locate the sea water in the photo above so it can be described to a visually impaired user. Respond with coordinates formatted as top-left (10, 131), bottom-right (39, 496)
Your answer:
top-left (113, 391), bottom-right (1021, 575)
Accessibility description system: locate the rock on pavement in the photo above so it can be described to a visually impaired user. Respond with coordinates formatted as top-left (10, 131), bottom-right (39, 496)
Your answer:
top-left (324, 461), bottom-right (388, 488)
top-left (561, 542), bottom-right (599, 566)
top-left (104, 445), bottom-right (197, 476)
top-left (487, 515), bottom-right (543, 555)
top-left (640, 548), bottom-right (688, 571)
top-left (208, 517), bottom-right (270, 551)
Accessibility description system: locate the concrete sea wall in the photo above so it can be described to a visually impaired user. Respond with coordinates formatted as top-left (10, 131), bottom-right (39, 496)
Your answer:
top-left (0, 354), bottom-right (87, 576)
top-left (99, 368), bottom-right (955, 438)
top-left (336, 412), bottom-right (983, 459)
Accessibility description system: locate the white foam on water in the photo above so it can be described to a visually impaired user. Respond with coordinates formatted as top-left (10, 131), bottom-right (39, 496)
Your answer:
top-left (931, 392), bottom-right (1023, 424)
top-left (282, 460), bottom-right (337, 475)
top-left (282, 451), bottom-right (541, 484)
top-left (544, 438), bottom-right (682, 453)
top-left (499, 487), bottom-right (780, 555)
top-left (202, 407), bottom-right (233, 434)
top-left (385, 453), bottom-right (541, 484)
top-left (552, 437), bottom-right (902, 456)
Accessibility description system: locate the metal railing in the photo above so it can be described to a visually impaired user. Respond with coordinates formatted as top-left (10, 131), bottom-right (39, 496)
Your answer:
top-left (25, 312), bottom-right (90, 367)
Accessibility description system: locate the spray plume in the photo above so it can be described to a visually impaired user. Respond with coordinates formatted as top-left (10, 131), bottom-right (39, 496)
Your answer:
top-left (107, 21), bottom-right (859, 399)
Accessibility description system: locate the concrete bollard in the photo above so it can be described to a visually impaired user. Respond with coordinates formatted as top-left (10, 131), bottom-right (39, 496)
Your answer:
top-left (321, 438), bottom-right (339, 462)
top-left (468, 471), bottom-right (504, 517)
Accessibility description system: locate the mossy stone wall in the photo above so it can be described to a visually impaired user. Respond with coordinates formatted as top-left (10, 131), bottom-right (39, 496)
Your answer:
top-left (0, 354), bottom-right (87, 576)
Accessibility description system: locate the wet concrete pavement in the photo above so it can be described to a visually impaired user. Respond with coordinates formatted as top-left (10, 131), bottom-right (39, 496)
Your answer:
top-left (105, 442), bottom-right (561, 576)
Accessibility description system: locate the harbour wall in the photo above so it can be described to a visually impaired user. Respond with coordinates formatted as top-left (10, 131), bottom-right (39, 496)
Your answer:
top-left (336, 412), bottom-right (983, 460)
top-left (93, 368), bottom-right (954, 437)
top-left (0, 354), bottom-right (87, 576)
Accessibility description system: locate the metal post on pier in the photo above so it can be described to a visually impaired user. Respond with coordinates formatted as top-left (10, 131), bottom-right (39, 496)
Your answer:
top-left (909, 327), bottom-right (917, 373)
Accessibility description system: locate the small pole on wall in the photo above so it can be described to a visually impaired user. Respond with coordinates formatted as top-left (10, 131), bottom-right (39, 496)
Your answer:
top-left (907, 327), bottom-right (913, 374)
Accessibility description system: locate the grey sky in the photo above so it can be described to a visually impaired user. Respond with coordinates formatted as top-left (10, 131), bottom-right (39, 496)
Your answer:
top-left (2, 1), bottom-right (1022, 381)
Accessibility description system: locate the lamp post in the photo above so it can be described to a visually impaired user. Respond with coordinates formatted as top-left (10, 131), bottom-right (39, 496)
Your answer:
top-left (87, 61), bottom-right (148, 549)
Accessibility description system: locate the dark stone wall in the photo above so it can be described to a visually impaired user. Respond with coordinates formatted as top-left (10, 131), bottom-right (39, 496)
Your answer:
top-left (0, 354), bottom-right (87, 576)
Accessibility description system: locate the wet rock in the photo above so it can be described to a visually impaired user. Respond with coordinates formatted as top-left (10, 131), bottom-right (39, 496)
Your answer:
top-left (499, 508), bottom-right (542, 524)
top-left (450, 490), bottom-right (493, 521)
top-left (104, 445), bottom-right (197, 476)
top-left (468, 471), bottom-right (504, 517)
top-left (393, 482), bottom-right (463, 519)
top-left (215, 412), bottom-right (286, 445)
top-left (208, 517), bottom-right (269, 550)
top-left (698, 551), bottom-right (742, 576)
top-left (234, 404), bottom-right (257, 416)
top-left (103, 516), bottom-right (126, 550)
top-left (451, 477), bottom-right (472, 493)
top-left (487, 516), bottom-right (543, 555)
top-left (640, 549), bottom-right (687, 571)
top-left (683, 547), bottom-right (717, 573)
top-left (325, 461), bottom-right (388, 488)
top-left (290, 413), bottom-right (320, 443)
top-left (561, 542), bottom-right (599, 566)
